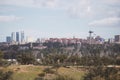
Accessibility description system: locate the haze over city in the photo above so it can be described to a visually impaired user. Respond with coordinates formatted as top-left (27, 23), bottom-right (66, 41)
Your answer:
top-left (0, 0), bottom-right (120, 42)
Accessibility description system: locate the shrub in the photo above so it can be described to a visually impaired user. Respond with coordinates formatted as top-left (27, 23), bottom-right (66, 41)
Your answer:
top-left (53, 75), bottom-right (74, 80)
top-left (0, 70), bottom-right (13, 80)
top-left (38, 73), bottom-right (45, 77)
top-left (43, 68), bottom-right (55, 74)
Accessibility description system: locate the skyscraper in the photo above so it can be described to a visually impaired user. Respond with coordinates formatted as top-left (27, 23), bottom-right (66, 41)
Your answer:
top-left (11, 32), bottom-right (15, 42)
top-left (21, 31), bottom-right (25, 43)
top-left (16, 32), bottom-right (19, 42)
top-left (6, 36), bottom-right (11, 43)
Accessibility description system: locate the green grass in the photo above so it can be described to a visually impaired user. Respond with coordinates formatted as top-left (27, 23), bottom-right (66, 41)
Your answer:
top-left (3, 65), bottom-right (85, 80)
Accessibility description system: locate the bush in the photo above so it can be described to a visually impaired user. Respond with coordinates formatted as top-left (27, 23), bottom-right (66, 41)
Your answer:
top-left (0, 70), bottom-right (13, 80)
top-left (83, 67), bottom-right (120, 80)
top-left (34, 77), bottom-right (44, 80)
top-left (38, 73), bottom-right (45, 77)
top-left (43, 68), bottom-right (55, 74)
top-left (17, 52), bottom-right (36, 65)
top-left (53, 75), bottom-right (74, 80)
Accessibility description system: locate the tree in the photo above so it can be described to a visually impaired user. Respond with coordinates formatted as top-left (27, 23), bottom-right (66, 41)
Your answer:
top-left (0, 51), bottom-right (8, 66)
top-left (0, 51), bottom-right (13, 80)
top-left (83, 66), bottom-right (120, 80)
top-left (0, 51), bottom-right (3, 61)
top-left (67, 54), bottom-right (80, 66)
top-left (0, 70), bottom-right (13, 80)
top-left (17, 51), bottom-right (36, 65)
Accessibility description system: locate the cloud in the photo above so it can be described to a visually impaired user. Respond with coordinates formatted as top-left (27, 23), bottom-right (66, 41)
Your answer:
top-left (104, 0), bottom-right (120, 4)
top-left (89, 17), bottom-right (120, 27)
top-left (0, 6), bottom-right (15, 13)
top-left (67, 0), bottom-right (93, 18)
top-left (33, 0), bottom-right (59, 8)
top-left (0, 0), bottom-right (59, 8)
top-left (0, 0), bottom-right (94, 17)
top-left (0, 0), bottom-right (119, 19)
top-left (0, 15), bottom-right (23, 22)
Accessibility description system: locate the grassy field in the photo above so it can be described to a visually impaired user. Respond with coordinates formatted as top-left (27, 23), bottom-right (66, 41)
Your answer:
top-left (2, 65), bottom-right (85, 80)
top-left (58, 67), bottom-right (85, 80)
top-left (6, 65), bottom-right (45, 80)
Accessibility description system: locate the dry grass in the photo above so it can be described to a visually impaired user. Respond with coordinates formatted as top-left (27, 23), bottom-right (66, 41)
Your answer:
top-left (3, 65), bottom-right (85, 80)
top-left (58, 67), bottom-right (85, 80)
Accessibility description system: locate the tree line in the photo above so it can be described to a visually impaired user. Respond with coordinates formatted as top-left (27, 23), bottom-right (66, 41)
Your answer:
top-left (0, 42), bottom-right (120, 80)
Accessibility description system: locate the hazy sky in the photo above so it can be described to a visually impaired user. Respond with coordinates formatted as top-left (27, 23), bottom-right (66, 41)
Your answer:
top-left (0, 0), bottom-right (120, 42)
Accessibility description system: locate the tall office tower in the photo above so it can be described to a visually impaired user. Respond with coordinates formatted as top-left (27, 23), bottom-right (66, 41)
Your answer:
top-left (21, 31), bottom-right (25, 43)
top-left (16, 32), bottom-right (19, 42)
top-left (6, 36), bottom-right (11, 43)
top-left (11, 32), bottom-right (16, 42)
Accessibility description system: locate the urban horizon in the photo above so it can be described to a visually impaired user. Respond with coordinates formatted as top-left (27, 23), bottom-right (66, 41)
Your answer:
top-left (1, 30), bottom-right (118, 42)
top-left (0, 0), bottom-right (120, 42)
top-left (0, 30), bottom-right (116, 42)
top-left (3, 30), bottom-right (120, 45)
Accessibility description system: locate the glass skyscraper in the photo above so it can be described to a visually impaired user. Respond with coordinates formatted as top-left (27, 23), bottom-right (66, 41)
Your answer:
top-left (16, 32), bottom-right (19, 42)
top-left (6, 36), bottom-right (11, 43)
top-left (11, 32), bottom-right (15, 42)
top-left (21, 31), bottom-right (25, 43)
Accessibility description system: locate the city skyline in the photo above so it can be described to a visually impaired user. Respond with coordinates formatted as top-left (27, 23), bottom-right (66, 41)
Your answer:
top-left (6, 31), bottom-right (25, 43)
top-left (0, 0), bottom-right (120, 42)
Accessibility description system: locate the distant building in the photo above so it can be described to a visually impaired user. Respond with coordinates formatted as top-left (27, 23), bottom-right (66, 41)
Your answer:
top-left (21, 31), bottom-right (25, 43)
top-left (6, 36), bottom-right (11, 43)
top-left (115, 35), bottom-right (120, 43)
top-left (26, 36), bottom-right (34, 43)
top-left (16, 32), bottom-right (19, 42)
top-left (11, 32), bottom-right (16, 42)
top-left (95, 36), bottom-right (105, 44)
top-left (108, 38), bottom-right (114, 44)
top-left (36, 38), bottom-right (41, 43)
top-left (87, 37), bottom-right (95, 44)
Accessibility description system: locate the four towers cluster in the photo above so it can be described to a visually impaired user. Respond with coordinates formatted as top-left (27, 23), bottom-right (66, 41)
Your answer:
top-left (6, 31), bottom-right (25, 44)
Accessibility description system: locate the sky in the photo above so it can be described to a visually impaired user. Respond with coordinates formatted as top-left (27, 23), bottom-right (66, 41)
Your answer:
top-left (0, 0), bottom-right (120, 42)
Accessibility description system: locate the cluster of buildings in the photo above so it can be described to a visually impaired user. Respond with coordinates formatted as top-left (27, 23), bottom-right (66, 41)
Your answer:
top-left (42, 35), bottom-right (120, 45)
top-left (4, 30), bottom-right (120, 45)
top-left (42, 36), bottom-right (104, 45)
top-left (87, 31), bottom-right (120, 44)
top-left (44, 38), bottom-right (83, 44)
top-left (87, 36), bottom-right (105, 44)
top-left (6, 31), bottom-right (25, 44)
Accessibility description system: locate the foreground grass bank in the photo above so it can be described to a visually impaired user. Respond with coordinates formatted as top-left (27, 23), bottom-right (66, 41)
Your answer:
top-left (2, 65), bottom-right (85, 80)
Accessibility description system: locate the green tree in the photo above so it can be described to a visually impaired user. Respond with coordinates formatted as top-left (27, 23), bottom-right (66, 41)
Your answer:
top-left (83, 66), bottom-right (120, 80)
top-left (17, 51), bottom-right (36, 65)
top-left (0, 51), bottom-right (13, 80)
top-left (0, 70), bottom-right (13, 80)
top-left (0, 51), bottom-right (3, 61)
top-left (0, 51), bottom-right (8, 66)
